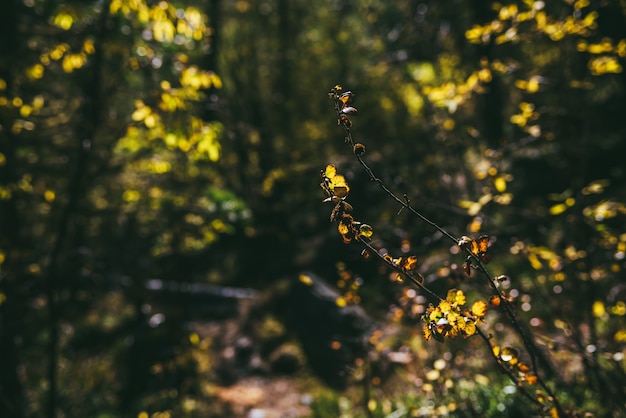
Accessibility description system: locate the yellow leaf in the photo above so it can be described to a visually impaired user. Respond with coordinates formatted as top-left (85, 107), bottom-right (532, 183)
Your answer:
top-left (453, 290), bottom-right (466, 306)
top-left (582, 179), bottom-right (609, 195)
top-left (526, 77), bottom-right (539, 93)
top-left (44, 190), bottom-right (56, 202)
top-left (19, 105), bottom-right (32, 118)
top-left (500, 346), bottom-right (518, 362)
top-left (331, 175), bottom-right (350, 197)
top-left (528, 253), bottom-right (543, 270)
top-left (423, 324), bottom-right (432, 341)
top-left (467, 202), bottom-right (482, 216)
top-left (298, 274), bottom-right (313, 286)
top-left (152, 20), bottom-right (176, 43)
top-left (122, 190), bottom-right (141, 202)
top-left (144, 114), bottom-right (157, 128)
top-left (83, 39), bottom-right (95, 55)
top-left (468, 216), bottom-right (482, 233)
top-left (27, 64), bottom-right (45, 80)
top-left (592, 300), bottom-right (606, 318)
top-left (325, 164), bottom-right (337, 179)
top-left (549, 203), bottom-right (567, 215)
top-left (478, 193), bottom-right (493, 206)
top-left (471, 300), bottom-right (488, 317)
top-left (494, 176), bottom-right (507, 193)
top-left (359, 224), bottom-right (373, 238)
top-left (53, 12), bottom-right (74, 31)
top-left (439, 301), bottom-right (451, 314)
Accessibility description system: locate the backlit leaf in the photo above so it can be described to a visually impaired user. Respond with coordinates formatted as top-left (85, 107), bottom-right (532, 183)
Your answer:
top-left (494, 176), bottom-right (507, 192)
top-left (402, 255), bottom-right (418, 270)
top-left (325, 164), bottom-right (337, 179)
top-left (525, 373), bottom-right (538, 385)
top-left (592, 300), bottom-right (606, 318)
top-left (358, 224), bottom-right (373, 238)
top-left (338, 91), bottom-right (354, 105)
top-left (471, 300), bottom-right (488, 317)
top-left (549, 203), bottom-right (567, 215)
top-left (500, 347), bottom-right (518, 362)
top-left (489, 295), bottom-right (501, 307)
top-left (464, 321), bottom-right (476, 336)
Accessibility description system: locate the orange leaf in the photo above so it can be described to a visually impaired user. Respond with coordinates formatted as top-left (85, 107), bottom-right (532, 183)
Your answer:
top-left (525, 373), bottom-right (538, 385)
top-left (489, 295), bottom-right (501, 307)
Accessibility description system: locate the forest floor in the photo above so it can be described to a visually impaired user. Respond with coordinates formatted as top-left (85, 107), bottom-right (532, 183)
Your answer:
top-left (214, 376), bottom-right (313, 418)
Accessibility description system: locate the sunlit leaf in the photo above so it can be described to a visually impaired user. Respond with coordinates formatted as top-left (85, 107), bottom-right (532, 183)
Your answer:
top-left (338, 91), bottom-right (354, 105)
top-left (549, 203), bottom-right (568, 215)
top-left (53, 12), bottom-right (74, 31)
top-left (477, 235), bottom-right (489, 253)
top-left (325, 164), bottom-right (337, 178)
top-left (494, 176), bottom-right (507, 192)
top-left (402, 256), bottom-right (418, 271)
top-left (525, 373), bottom-right (538, 385)
top-left (592, 300), bottom-right (606, 318)
top-left (489, 295), bottom-right (501, 307)
top-left (582, 179), bottom-right (610, 195)
top-left (439, 300), bottom-right (452, 313)
top-left (453, 290), bottom-right (466, 306)
top-left (338, 222), bottom-right (350, 236)
top-left (464, 321), bottom-right (476, 336)
top-left (423, 324), bottom-right (432, 341)
top-left (358, 224), bottom-right (373, 238)
top-left (500, 347), bottom-right (518, 362)
top-left (528, 253), bottom-right (543, 270)
top-left (471, 300), bottom-right (488, 317)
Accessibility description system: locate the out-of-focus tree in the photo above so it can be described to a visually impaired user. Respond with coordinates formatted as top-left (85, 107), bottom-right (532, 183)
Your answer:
top-left (0, 0), bottom-right (249, 416)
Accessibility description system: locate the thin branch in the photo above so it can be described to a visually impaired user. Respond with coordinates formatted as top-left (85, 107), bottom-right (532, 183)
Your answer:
top-left (359, 239), bottom-right (442, 303)
top-left (328, 87), bottom-right (569, 417)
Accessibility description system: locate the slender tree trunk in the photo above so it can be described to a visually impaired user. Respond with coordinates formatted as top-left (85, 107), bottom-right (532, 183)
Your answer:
top-left (0, 1), bottom-right (27, 416)
top-left (202, 0), bottom-right (222, 122)
top-left (44, 3), bottom-right (109, 417)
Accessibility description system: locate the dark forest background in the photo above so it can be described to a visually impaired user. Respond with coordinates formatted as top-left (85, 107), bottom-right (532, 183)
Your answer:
top-left (1, 0), bottom-right (626, 417)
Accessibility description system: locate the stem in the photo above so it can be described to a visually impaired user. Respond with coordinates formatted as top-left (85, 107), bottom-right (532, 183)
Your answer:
top-left (360, 239), bottom-right (442, 303)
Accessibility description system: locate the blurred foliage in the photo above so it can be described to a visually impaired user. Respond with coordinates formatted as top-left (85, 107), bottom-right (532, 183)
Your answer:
top-left (1, 0), bottom-right (625, 417)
